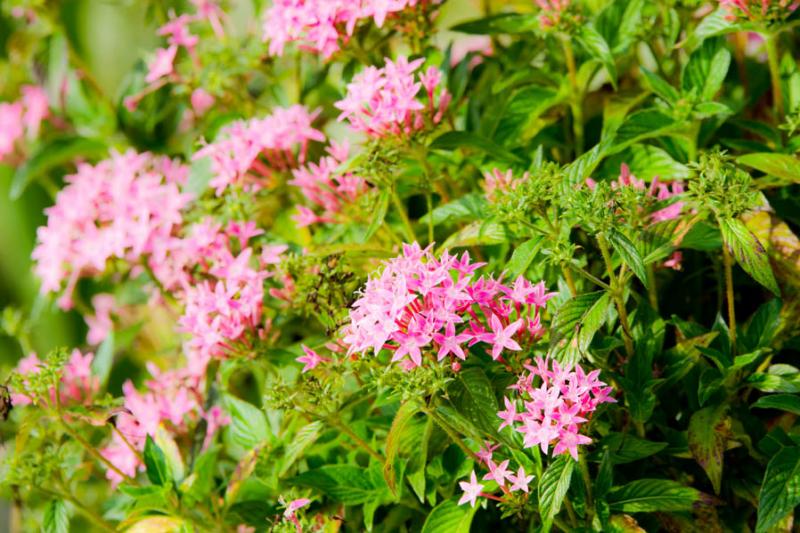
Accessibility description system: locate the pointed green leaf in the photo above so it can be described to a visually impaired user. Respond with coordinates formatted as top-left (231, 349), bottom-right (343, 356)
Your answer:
top-left (607, 479), bottom-right (701, 512)
top-left (756, 446), bottom-right (800, 532)
top-left (421, 496), bottom-right (477, 533)
top-left (144, 435), bottom-right (171, 486)
top-left (688, 405), bottom-right (728, 494)
top-left (538, 454), bottom-right (575, 532)
top-left (718, 217), bottom-right (780, 296)
top-left (607, 229), bottom-right (649, 288)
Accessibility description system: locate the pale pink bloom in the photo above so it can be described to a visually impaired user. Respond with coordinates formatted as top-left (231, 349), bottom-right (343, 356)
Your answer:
top-left (146, 45), bottom-right (178, 84)
top-left (335, 57), bottom-right (449, 138)
top-left (343, 243), bottom-right (552, 368)
top-left (483, 168), bottom-right (527, 202)
top-left (508, 466), bottom-right (534, 493)
top-left (482, 459), bottom-right (512, 486)
top-left (32, 150), bottom-right (191, 299)
top-left (449, 35), bottom-right (493, 67)
top-left (498, 397), bottom-right (519, 431)
top-left (192, 0), bottom-right (225, 37)
top-left (296, 345), bottom-right (328, 372)
top-left (537, 0), bottom-right (570, 28)
top-left (10, 350), bottom-right (98, 407)
top-left (20, 85), bottom-right (49, 138)
top-left (159, 14), bottom-right (199, 49)
top-left (85, 293), bottom-right (115, 345)
top-left (664, 251), bottom-right (683, 270)
top-left (190, 88), bottom-right (215, 115)
top-left (260, 244), bottom-right (288, 267)
top-left (476, 441), bottom-right (500, 464)
top-left (194, 106), bottom-right (324, 195)
top-left (502, 357), bottom-right (614, 460)
top-left (458, 471), bottom-right (484, 507)
top-left (283, 498), bottom-right (311, 519)
top-left (0, 102), bottom-right (24, 161)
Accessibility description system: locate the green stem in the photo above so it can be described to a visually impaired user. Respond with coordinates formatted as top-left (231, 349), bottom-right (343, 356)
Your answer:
top-left (330, 418), bottom-right (386, 465)
top-left (391, 189), bottom-right (417, 243)
top-left (722, 241), bottom-right (737, 352)
top-left (579, 452), bottom-right (594, 523)
top-left (765, 32), bottom-right (784, 119)
top-left (646, 264), bottom-right (659, 311)
top-left (563, 495), bottom-right (579, 528)
top-left (561, 37), bottom-right (584, 156)
top-left (424, 407), bottom-right (477, 461)
top-left (597, 234), bottom-right (635, 359)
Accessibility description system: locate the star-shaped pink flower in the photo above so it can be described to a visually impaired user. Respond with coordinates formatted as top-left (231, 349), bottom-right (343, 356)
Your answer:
top-left (296, 345), bottom-right (327, 373)
top-left (508, 466), bottom-right (534, 493)
top-left (458, 471), bottom-right (483, 507)
top-left (488, 314), bottom-right (522, 360)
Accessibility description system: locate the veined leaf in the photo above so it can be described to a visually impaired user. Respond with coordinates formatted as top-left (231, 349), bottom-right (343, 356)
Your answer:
top-left (688, 405), bottom-right (729, 494)
top-left (144, 435), bottom-right (171, 486)
top-left (505, 236), bottom-right (544, 278)
top-left (224, 394), bottom-right (270, 455)
top-left (421, 497), bottom-right (477, 533)
top-left (718, 217), bottom-right (780, 296)
top-left (384, 401), bottom-right (420, 495)
top-left (607, 479), bottom-right (701, 512)
top-left (681, 37), bottom-right (731, 101)
top-left (607, 229), bottom-right (649, 288)
top-left (756, 446), bottom-right (800, 532)
top-left (538, 454), bottom-right (575, 532)
top-left (737, 153), bottom-right (800, 185)
top-left (578, 25), bottom-right (618, 89)
top-left (430, 131), bottom-right (525, 164)
top-left (43, 499), bottom-right (69, 533)
top-left (292, 465), bottom-right (387, 505)
top-left (550, 291), bottom-right (612, 365)
top-left (752, 394), bottom-right (800, 416)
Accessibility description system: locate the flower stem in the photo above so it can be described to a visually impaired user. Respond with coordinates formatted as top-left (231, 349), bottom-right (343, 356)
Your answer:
top-left (424, 407), bottom-right (478, 461)
top-left (597, 234), bottom-right (635, 359)
top-left (561, 36), bottom-right (584, 156)
top-left (391, 189), bottom-right (417, 243)
top-left (330, 418), bottom-right (386, 465)
top-left (765, 32), bottom-right (784, 119)
top-left (722, 242), bottom-right (737, 352)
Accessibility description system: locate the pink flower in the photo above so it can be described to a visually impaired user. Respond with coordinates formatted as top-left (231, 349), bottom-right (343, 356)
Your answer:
top-left (32, 150), bottom-right (191, 299)
top-left (194, 105), bottom-right (324, 196)
top-left (262, 0), bottom-right (428, 58)
top-left (20, 85), bottom-right (49, 138)
top-left (191, 88), bottom-right (215, 116)
top-left (10, 350), bottom-right (98, 407)
top-left (334, 57), bottom-right (449, 138)
top-left (159, 14), bottom-right (199, 50)
top-left (146, 45), bottom-right (178, 83)
top-left (283, 498), bottom-right (311, 519)
top-left (482, 459), bottom-right (512, 486)
top-left (501, 357), bottom-right (615, 460)
top-left (537, 0), bottom-right (570, 28)
top-left (85, 293), bottom-right (115, 345)
top-left (296, 345), bottom-right (328, 372)
top-left (458, 471), bottom-right (484, 507)
top-left (343, 243), bottom-right (552, 368)
top-left (0, 102), bottom-right (24, 161)
top-left (487, 315), bottom-right (522, 360)
top-left (508, 466), bottom-right (534, 493)
top-left (476, 441), bottom-right (500, 464)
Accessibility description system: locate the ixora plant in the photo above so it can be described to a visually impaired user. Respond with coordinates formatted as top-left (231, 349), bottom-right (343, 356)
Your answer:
top-left (3, 0), bottom-right (800, 531)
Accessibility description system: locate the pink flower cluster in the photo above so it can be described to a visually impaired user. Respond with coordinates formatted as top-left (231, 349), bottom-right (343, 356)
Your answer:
top-left (597, 163), bottom-right (686, 224)
top-left (0, 85), bottom-right (48, 161)
top-left (457, 441), bottom-right (536, 507)
top-left (499, 357), bottom-right (614, 460)
top-left (146, 0), bottom-right (225, 85)
top-left (101, 363), bottom-right (229, 485)
top-left (536, 0), bottom-right (570, 28)
top-left (483, 168), bottom-right (527, 202)
top-left (335, 57), bottom-right (450, 138)
top-left (194, 106), bottom-right (325, 195)
top-left (719, 0), bottom-right (799, 21)
top-left (343, 243), bottom-right (554, 369)
top-left (289, 140), bottom-right (370, 227)
top-left (11, 350), bottom-right (99, 407)
top-left (263, 0), bottom-right (430, 58)
top-left (178, 225), bottom-right (275, 373)
top-left (32, 150), bottom-right (190, 307)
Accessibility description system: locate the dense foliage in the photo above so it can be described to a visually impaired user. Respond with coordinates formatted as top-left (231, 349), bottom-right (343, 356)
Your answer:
top-left (2, 0), bottom-right (800, 531)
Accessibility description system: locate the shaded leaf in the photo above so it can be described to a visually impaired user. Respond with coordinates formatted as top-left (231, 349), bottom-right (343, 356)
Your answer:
top-left (756, 446), bottom-right (800, 532)
top-left (607, 479), bottom-right (701, 512)
top-left (718, 217), bottom-right (780, 296)
top-left (538, 454), bottom-right (575, 532)
top-left (688, 405), bottom-right (729, 494)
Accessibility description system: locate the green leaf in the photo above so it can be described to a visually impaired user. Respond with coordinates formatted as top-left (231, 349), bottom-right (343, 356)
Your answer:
top-left (495, 85), bottom-right (562, 144)
top-left (10, 136), bottom-right (107, 199)
top-left (450, 13), bottom-right (539, 35)
top-left (384, 402), bottom-right (420, 495)
top-left (578, 25), bottom-right (618, 89)
top-left (184, 448), bottom-right (218, 503)
top-left (681, 37), bottom-right (731, 102)
top-left (280, 421), bottom-right (323, 476)
top-left (448, 367), bottom-right (500, 437)
top-left (598, 432), bottom-right (668, 465)
top-left (752, 394), bottom-right (800, 416)
top-left (605, 144), bottom-right (690, 181)
top-left (611, 110), bottom-right (679, 153)
top-left (292, 465), bottom-right (386, 505)
top-left (742, 299), bottom-right (782, 352)
top-left (607, 229), bottom-right (649, 288)
top-left (737, 153), bottom-right (800, 185)
top-left (718, 217), bottom-right (780, 296)
top-left (550, 291), bottom-right (612, 365)
top-left (538, 454), bottom-right (575, 532)
top-left (756, 446), bottom-right (800, 532)
top-left (505, 236), bottom-right (544, 278)
top-left (682, 9), bottom-right (742, 52)
top-left (362, 189), bottom-right (390, 242)
top-left (144, 435), bottom-right (171, 486)
top-left (90, 330), bottom-right (115, 389)
top-left (224, 394), bottom-right (270, 453)
top-left (439, 220), bottom-right (509, 250)
top-left (421, 497), bottom-right (478, 533)
top-left (687, 405), bottom-right (728, 494)
top-left (42, 499), bottom-right (69, 533)
top-left (640, 67), bottom-right (680, 104)
top-left (607, 479), bottom-right (701, 512)
top-left (420, 193), bottom-right (488, 227)
top-left (429, 131), bottom-right (525, 164)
